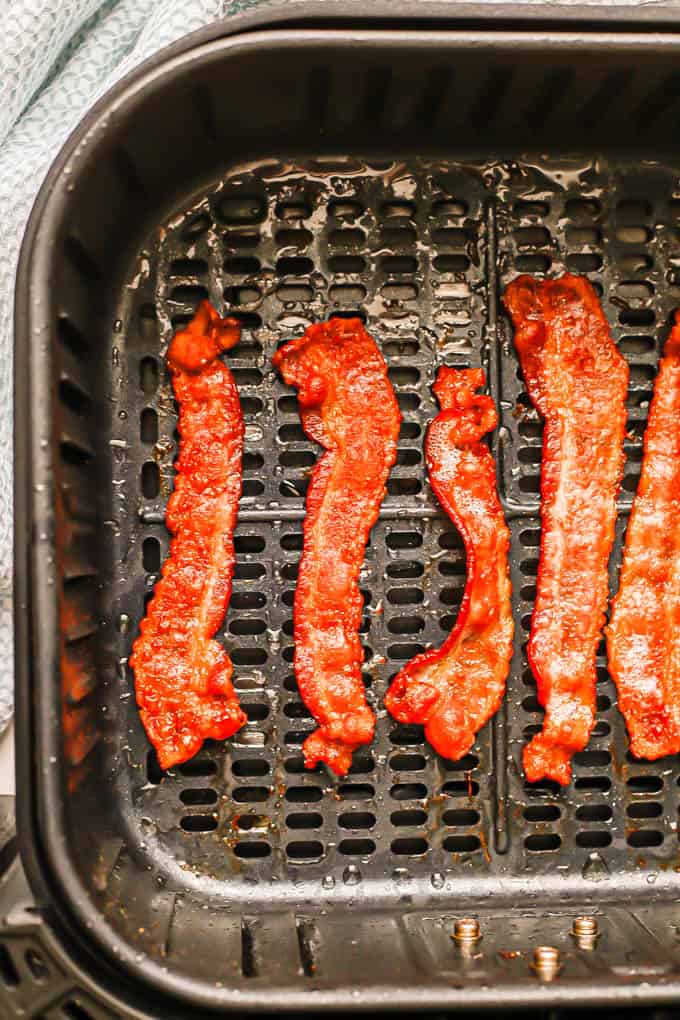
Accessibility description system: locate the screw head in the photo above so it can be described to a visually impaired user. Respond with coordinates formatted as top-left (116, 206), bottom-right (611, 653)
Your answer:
top-left (532, 945), bottom-right (561, 978)
top-left (452, 917), bottom-right (482, 942)
top-left (572, 915), bottom-right (598, 938)
top-left (571, 915), bottom-right (599, 949)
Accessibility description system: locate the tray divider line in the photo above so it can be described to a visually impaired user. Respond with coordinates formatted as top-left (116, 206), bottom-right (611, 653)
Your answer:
top-left (486, 193), bottom-right (510, 856)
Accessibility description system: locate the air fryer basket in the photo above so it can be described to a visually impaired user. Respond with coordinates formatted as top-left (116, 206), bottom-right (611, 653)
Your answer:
top-left (15, 7), bottom-right (680, 1015)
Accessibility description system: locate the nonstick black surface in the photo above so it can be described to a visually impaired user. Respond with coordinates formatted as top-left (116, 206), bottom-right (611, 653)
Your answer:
top-left (106, 157), bottom-right (680, 903)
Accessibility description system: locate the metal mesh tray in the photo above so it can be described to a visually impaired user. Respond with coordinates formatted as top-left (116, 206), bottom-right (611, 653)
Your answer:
top-left (114, 155), bottom-right (680, 891)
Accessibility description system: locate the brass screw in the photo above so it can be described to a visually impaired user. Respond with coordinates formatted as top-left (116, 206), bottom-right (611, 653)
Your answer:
top-left (532, 945), bottom-right (561, 979)
top-left (571, 915), bottom-right (599, 949)
top-left (572, 916), bottom-right (598, 937)
top-left (452, 917), bottom-right (482, 943)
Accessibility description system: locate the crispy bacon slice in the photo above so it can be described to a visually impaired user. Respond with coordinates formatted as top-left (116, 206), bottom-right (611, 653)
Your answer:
top-left (273, 318), bottom-right (400, 775)
top-left (504, 274), bottom-right (628, 786)
top-left (385, 368), bottom-right (513, 759)
top-left (607, 311), bottom-right (680, 759)
top-left (131, 301), bottom-right (247, 770)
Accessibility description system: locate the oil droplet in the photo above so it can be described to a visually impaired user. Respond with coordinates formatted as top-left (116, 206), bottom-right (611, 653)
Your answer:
top-left (431, 871), bottom-right (445, 889)
top-left (343, 864), bottom-right (361, 885)
top-left (322, 874), bottom-right (335, 890)
top-left (244, 424), bottom-right (263, 443)
top-left (582, 850), bottom-right (609, 880)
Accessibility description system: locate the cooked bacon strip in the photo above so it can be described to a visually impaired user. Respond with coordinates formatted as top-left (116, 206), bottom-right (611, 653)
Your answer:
top-left (385, 368), bottom-right (513, 759)
top-left (273, 318), bottom-right (400, 775)
top-left (504, 274), bottom-right (628, 786)
top-left (608, 312), bottom-right (680, 759)
top-left (131, 301), bottom-right (247, 770)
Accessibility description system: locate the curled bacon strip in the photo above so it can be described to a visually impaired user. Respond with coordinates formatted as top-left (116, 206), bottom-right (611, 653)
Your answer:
top-left (504, 274), bottom-right (628, 786)
top-left (608, 311), bottom-right (680, 759)
top-left (385, 368), bottom-right (513, 759)
top-left (131, 301), bottom-right (247, 770)
top-left (273, 318), bottom-right (401, 775)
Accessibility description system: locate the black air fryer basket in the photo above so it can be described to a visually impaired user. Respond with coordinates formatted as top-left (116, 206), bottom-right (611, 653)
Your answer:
top-left (11, 3), bottom-right (680, 1016)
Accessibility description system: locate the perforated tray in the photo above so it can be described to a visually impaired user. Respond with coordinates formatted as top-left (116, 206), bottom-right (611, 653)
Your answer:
top-left (108, 157), bottom-right (680, 895)
top-left (17, 13), bottom-right (680, 1016)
